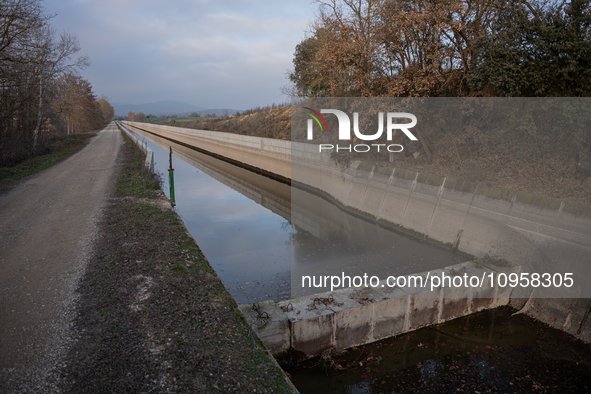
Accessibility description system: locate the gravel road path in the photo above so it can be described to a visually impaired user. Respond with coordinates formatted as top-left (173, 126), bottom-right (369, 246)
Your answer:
top-left (0, 124), bottom-right (121, 393)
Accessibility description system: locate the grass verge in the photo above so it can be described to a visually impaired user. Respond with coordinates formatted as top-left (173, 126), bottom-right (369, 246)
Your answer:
top-left (0, 133), bottom-right (97, 182)
top-left (60, 131), bottom-right (295, 393)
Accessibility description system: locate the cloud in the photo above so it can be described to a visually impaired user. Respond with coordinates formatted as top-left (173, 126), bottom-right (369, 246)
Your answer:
top-left (43, 0), bottom-right (312, 108)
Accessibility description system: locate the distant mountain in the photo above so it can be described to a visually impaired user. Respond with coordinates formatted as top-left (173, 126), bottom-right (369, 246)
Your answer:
top-left (112, 101), bottom-right (208, 116)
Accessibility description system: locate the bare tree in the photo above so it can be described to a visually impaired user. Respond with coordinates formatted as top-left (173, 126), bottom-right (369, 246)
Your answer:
top-left (289, 0), bottom-right (508, 98)
top-left (135, 112), bottom-right (146, 122)
top-left (97, 96), bottom-right (115, 124)
top-left (31, 27), bottom-right (89, 147)
top-left (0, 0), bottom-right (89, 165)
top-left (51, 74), bottom-right (103, 135)
top-left (1, 0), bottom-right (48, 160)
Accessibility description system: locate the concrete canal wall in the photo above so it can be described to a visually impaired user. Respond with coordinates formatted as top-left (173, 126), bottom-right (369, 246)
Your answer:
top-left (116, 122), bottom-right (154, 172)
top-left (122, 121), bottom-right (290, 182)
top-left (240, 259), bottom-right (591, 357)
top-left (122, 121), bottom-right (591, 352)
top-left (240, 260), bottom-right (519, 357)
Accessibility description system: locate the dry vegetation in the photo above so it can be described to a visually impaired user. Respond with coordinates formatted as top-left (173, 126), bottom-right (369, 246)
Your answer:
top-left (390, 124), bottom-right (591, 205)
top-left (157, 105), bottom-right (292, 140)
top-left (283, 0), bottom-right (591, 205)
top-left (0, 132), bottom-right (97, 184)
top-left (147, 103), bottom-right (590, 205)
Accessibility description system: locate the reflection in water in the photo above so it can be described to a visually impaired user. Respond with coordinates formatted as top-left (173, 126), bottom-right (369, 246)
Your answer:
top-left (128, 127), bottom-right (292, 305)
top-left (290, 187), bottom-right (464, 297)
top-left (126, 125), bottom-right (464, 304)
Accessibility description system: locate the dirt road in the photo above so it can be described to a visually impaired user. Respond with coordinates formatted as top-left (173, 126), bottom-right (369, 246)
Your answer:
top-left (0, 124), bottom-right (121, 393)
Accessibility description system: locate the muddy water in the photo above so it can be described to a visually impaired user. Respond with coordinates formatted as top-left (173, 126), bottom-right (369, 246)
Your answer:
top-left (125, 125), bottom-right (464, 304)
top-left (288, 307), bottom-right (591, 393)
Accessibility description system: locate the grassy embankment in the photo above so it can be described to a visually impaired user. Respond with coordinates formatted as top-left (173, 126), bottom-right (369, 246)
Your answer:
top-left (150, 106), bottom-right (291, 140)
top-left (0, 133), bottom-right (97, 182)
top-left (146, 105), bottom-right (591, 205)
top-left (60, 130), bottom-right (295, 393)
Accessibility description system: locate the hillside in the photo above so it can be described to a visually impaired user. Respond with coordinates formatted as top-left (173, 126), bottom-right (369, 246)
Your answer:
top-left (158, 106), bottom-right (291, 140)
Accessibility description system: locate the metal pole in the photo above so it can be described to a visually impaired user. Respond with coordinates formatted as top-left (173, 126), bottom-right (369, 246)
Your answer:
top-left (168, 146), bottom-right (176, 206)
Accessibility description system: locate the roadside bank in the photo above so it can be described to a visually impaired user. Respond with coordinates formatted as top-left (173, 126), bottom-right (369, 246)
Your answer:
top-left (0, 132), bottom-right (98, 189)
top-left (59, 131), bottom-right (296, 393)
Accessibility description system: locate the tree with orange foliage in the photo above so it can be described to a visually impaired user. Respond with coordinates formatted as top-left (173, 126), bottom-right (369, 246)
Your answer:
top-left (289, 0), bottom-right (507, 97)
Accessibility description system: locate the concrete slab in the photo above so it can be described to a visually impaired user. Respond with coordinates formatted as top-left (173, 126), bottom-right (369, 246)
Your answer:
top-left (239, 301), bottom-right (290, 356)
top-left (240, 260), bottom-right (522, 358)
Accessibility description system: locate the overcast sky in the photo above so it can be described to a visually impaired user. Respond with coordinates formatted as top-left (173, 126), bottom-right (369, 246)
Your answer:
top-left (42, 0), bottom-right (315, 110)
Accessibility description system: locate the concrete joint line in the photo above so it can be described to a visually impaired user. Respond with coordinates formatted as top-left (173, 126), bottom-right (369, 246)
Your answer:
top-left (563, 311), bottom-right (573, 332)
top-left (467, 283), bottom-right (474, 315)
top-left (359, 165), bottom-right (376, 208)
top-left (426, 177), bottom-right (447, 236)
top-left (403, 294), bottom-right (411, 332)
top-left (510, 195), bottom-right (517, 211)
top-left (368, 303), bottom-right (376, 343)
top-left (330, 313), bottom-right (337, 349)
top-left (400, 172), bottom-right (419, 224)
top-left (575, 299), bottom-right (591, 336)
top-left (557, 200), bottom-right (566, 216)
top-left (437, 287), bottom-right (444, 324)
top-left (376, 168), bottom-right (397, 222)
top-left (492, 279), bottom-right (500, 306)
top-left (512, 285), bottom-right (534, 317)
top-left (458, 184), bottom-right (479, 233)
top-left (452, 229), bottom-right (463, 251)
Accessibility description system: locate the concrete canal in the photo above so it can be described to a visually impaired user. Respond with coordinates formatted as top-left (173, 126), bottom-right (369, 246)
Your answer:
top-left (123, 124), bottom-right (464, 305)
top-left (119, 121), bottom-right (591, 392)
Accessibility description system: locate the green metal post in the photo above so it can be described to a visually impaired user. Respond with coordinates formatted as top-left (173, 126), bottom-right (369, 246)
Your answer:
top-left (168, 146), bottom-right (176, 206)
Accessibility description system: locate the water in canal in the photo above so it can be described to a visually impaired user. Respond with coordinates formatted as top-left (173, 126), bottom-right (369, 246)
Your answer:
top-left (287, 306), bottom-right (591, 393)
top-left (123, 125), bottom-right (591, 393)
top-left (125, 125), bottom-right (464, 304)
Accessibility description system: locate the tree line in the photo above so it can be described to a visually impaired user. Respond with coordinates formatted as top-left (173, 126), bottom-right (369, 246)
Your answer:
top-left (288, 0), bottom-right (591, 98)
top-left (1, 0), bottom-right (114, 166)
top-left (286, 0), bottom-right (591, 173)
